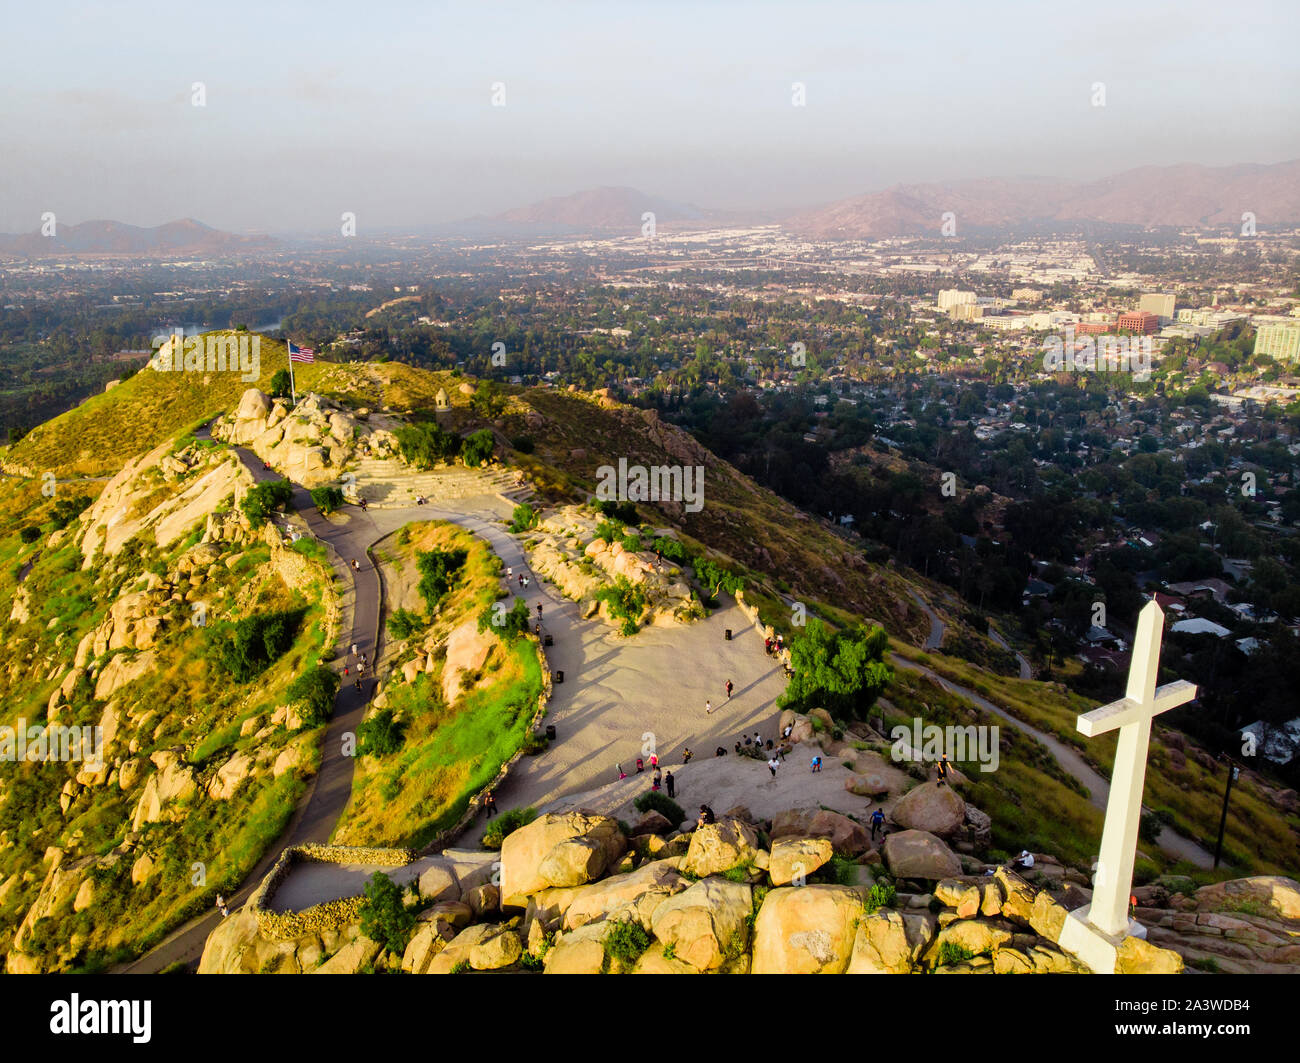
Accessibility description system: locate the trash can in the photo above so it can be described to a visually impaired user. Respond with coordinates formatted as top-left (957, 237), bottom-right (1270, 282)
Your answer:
top-left (554, 670), bottom-right (564, 684)
top-left (546, 724), bottom-right (557, 741)
top-left (544, 634), bottom-right (553, 647)
top-left (725, 628), bottom-right (732, 641)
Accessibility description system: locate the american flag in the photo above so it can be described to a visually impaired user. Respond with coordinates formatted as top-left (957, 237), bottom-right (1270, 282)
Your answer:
top-left (288, 341), bottom-right (316, 364)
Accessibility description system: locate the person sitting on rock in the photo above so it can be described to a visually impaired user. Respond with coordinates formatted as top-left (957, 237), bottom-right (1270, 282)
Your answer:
top-left (1012, 849), bottom-right (1034, 871)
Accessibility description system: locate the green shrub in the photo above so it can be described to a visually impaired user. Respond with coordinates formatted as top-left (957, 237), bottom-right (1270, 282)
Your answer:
top-left (863, 880), bottom-right (896, 913)
top-left (285, 666), bottom-right (339, 727)
top-left (480, 806), bottom-right (537, 849)
top-left (621, 532), bottom-right (642, 553)
top-left (310, 485), bottom-right (344, 515)
top-left (594, 576), bottom-right (647, 633)
top-left (358, 872), bottom-right (416, 954)
top-left (269, 369), bottom-right (292, 397)
top-left (211, 608), bottom-right (304, 681)
top-left (387, 607), bottom-right (423, 640)
top-left (632, 791), bottom-right (684, 826)
top-left (358, 707), bottom-right (405, 757)
top-left (240, 479), bottom-right (294, 526)
top-left (511, 435), bottom-right (535, 454)
top-left (394, 421), bottom-right (461, 468)
top-left (415, 548), bottom-right (466, 613)
top-left (477, 597), bottom-right (530, 639)
top-left (19, 525), bottom-right (41, 543)
top-left (937, 941), bottom-right (976, 967)
top-left (509, 503), bottom-right (538, 533)
top-left (461, 428), bottom-right (496, 467)
top-left (602, 920), bottom-right (651, 969)
top-left (593, 499), bottom-right (638, 524)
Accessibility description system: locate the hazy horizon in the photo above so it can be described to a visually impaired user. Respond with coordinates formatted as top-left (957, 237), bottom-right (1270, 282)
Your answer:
top-left (3, 0), bottom-right (1298, 233)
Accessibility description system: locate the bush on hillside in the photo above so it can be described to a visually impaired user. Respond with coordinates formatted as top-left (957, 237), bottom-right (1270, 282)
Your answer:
top-left (461, 428), bottom-right (496, 468)
top-left (285, 665), bottom-right (339, 727)
top-left (358, 872), bottom-right (416, 954)
top-left (778, 618), bottom-right (891, 721)
top-left (358, 707), bottom-right (405, 757)
top-left (240, 479), bottom-right (294, 527)
top-left (632, 791), bottom-right (684, 826)
top-left (480, 806), bottom-right (537, 849)
top-left (415, 548), bottom-right (467, 614)
top-left (386, 607), bottom-right (424, 640)
top-left (211, 608), bottom-right (305, 682)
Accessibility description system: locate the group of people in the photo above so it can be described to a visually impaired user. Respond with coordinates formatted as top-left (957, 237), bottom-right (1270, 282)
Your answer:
top-left (763, 634), bottom-right (784, 656)
top-left (618, 755), bottom-right (676, 798)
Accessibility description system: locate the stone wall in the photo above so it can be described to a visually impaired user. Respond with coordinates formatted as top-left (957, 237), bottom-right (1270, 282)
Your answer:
top-left (250, 843), bottom-right (415, 941)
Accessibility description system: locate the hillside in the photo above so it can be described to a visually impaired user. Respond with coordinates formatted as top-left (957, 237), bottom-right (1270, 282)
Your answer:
top-left (0, 432), bottom-right (337, 972)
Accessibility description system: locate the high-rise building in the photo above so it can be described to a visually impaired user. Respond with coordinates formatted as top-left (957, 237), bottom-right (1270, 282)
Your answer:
top-left (1254, 321), bottom-right (1300, 363)
top-left (1118, 311), bottom-right (1160, 335)
top-left (1139, 293), bottom-right (1176, 323)
top-left (937, 289), bottom-right (977, 310)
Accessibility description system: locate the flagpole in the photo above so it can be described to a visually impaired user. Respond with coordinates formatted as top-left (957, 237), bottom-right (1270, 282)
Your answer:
top-left (288, 341), bottom-right (297, 407)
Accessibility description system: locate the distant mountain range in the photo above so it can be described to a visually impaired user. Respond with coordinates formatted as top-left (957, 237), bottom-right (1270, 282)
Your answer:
top-left (0, 218), bottom-right (275, 258)
top-left (7, 160), bottom-right (1298, 252)
top-left (436, 185), bottom-right (780, 239)
top-left (784, 160), bottom-right (1300, 239)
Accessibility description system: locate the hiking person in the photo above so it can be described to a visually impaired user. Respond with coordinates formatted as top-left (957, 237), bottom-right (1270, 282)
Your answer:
top-left (725, 679), bottom-right (733, 699)
top-left (617, 763), bottom-right (627, 780)
top-left (536, 602), bottom-right (543, 618)
top-left (665, 771), bottom-right (675, 798)
top-left (937, 755), bottom-right (951, 787)
top-left (507, 566), bottom-right (513, 580)
top-left (518, 573), bottom-right (524, 588)
top-left (870, 807), bottom-right (885, 840)
top-left (752, 731), bottom-right (762, 748)
top-left (767, 756), bottom-right (779, 778)
top-left (636, 757), bottom-right (644, 773)
top-left (652, 768), bottom-right (662, 791)
top-left (351, 643), bottom-right (358, 657)
top-left (705, 699), bottom-right (713, 715)
top-left (734, 742), bottom-right (741, 754)
top-left (810, 755), bottom-right (822, 773)
top-left (649, 753), bottom-right (658, 768)
top-left (354, 678), bottom-right (362, 693)
top-left (484, 790), bottom-right (498, 818)
top-left (682, 748), bottom-right (693, 764)
top-left (715, 746), bottom-right (727, 757)
top-left (743, 734), bottom-right (752, 746)
top-left (697, 805), bottom-right (716, 827)
top-left (782, 723), bottom-right (793, 740)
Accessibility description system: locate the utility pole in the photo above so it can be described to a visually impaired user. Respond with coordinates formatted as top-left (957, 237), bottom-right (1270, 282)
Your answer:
top-left (1213, 756), bottom-right (1239, 869)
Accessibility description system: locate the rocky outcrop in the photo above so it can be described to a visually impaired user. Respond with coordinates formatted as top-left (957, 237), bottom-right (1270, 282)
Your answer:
top-left (680, 816), bottom-right (760, 877)
top-left (890, 781), bottom-right (966, 836)
top-left (752, 885), bottom-right (864, 974)
top-left (500, 811), bottom-right (626, 906)
top-left (882, 829), bottom-right (962, 879)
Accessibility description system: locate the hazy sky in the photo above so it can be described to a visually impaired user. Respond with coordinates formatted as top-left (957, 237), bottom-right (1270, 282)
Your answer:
top-left (2, 0), bottom-right (1297, 233)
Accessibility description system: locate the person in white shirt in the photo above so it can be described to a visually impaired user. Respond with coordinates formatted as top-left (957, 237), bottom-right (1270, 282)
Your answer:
top-left (1013, 849), bottom-right (1034, 871)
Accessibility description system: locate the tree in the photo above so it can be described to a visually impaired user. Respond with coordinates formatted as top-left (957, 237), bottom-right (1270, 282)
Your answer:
top-left (310, 485), bottom-right (344, 515)
top-left (778, 619), bottom-right (892, 720)
top-left (358, 707), bottom-right (405, 757)
top-left (358, 872), bottom-right (416, 954)
top-left (461, 428), bottom-right (496, 467)
top-left (268, 369), bottom-right (292, 397)
top-left (415, 548), bottom-right (466, 614)
top-left (240, 479), bottom-right (294, 526)
top-left (509, 502), bottom-right (537, 533)
top-left (285, 666), bottom-right (339, 727)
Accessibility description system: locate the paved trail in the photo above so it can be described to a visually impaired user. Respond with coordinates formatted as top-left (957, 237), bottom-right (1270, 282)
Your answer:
top-left (888, 653), bottom-right (1214, 868)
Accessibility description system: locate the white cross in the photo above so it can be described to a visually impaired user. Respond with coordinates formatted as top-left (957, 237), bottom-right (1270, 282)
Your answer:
top-left (1074, 600), bottom-right (1195, 938)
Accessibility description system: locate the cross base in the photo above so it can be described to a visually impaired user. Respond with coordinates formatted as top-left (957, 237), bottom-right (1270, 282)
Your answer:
top-left (1058, 905), bottom-right (1147, 973)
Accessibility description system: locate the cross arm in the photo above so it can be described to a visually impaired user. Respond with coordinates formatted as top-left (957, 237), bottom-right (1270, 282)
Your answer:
top-left (1076, 680), bottom-right (1197, 737)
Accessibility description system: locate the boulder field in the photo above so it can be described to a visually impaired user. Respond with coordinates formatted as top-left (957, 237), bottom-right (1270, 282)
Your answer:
top-left (197, 805), bottom-right (1300, 975)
